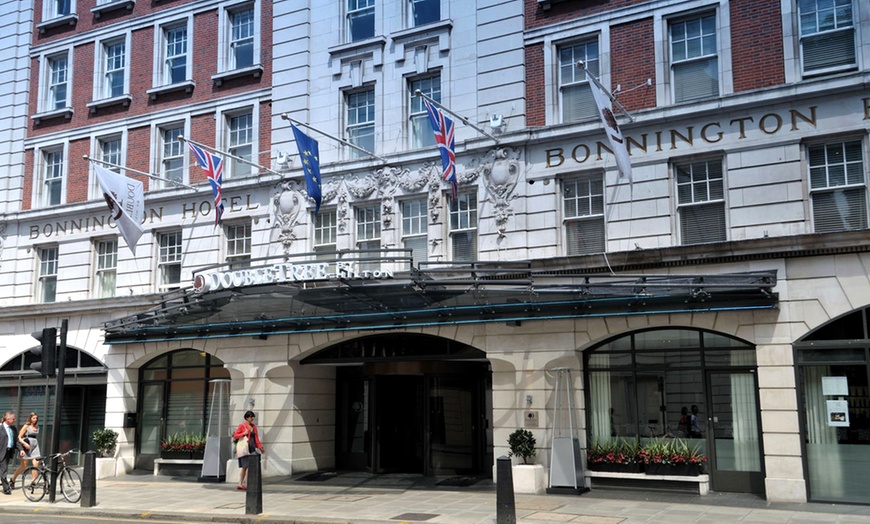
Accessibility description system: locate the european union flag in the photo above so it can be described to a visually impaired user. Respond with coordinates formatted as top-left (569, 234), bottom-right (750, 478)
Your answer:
top-left (291, 124), bottom-right (323, 214)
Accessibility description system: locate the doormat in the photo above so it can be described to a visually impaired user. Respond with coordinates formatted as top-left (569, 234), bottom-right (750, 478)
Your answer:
top-left (296, 471), bottom-right (340, 482)
top-left (435, 476), bottom-right (481, 487)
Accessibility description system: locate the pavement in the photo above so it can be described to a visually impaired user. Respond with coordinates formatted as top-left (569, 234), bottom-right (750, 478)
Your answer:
top-left (2, 469), bottom-right (870, 523)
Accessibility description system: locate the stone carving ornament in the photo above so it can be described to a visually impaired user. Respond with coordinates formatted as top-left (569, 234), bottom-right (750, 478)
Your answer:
top-left (475, 147), bottom-right (522, 238)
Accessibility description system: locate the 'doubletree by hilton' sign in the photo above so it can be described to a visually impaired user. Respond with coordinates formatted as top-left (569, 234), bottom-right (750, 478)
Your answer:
top-left (193, 261), bottom-right (395, 293)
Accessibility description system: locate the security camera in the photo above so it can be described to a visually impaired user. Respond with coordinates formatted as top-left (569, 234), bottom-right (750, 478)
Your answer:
top-left (528, 179), bottom-right (535, 185)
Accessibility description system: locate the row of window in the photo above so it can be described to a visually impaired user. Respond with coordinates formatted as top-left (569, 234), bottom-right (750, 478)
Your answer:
top-left (33, 70), bottom-right (443, 206)
top-left (566, 139), bottom-right (866, 254)
top-left (36, 1), bottom-right (258, 120)
top-left (559, 0), bottom-right (858, 121)
top-left (32, 134), bottom-right (866, 303)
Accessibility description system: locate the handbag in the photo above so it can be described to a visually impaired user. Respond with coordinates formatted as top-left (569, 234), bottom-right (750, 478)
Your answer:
top-left (235, 436), bottom-right (251, 458)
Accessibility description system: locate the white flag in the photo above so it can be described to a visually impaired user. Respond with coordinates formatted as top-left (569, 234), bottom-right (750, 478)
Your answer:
top-left (588, 75), bottom-right (633, 181)
top-left (94, 164), bottom-right (145, 254)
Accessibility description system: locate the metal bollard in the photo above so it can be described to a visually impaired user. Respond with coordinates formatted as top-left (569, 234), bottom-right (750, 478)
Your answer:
top-left (496, 455), bottom-right (517, 524)
top-left (81, 451), bottom-right (97, 507)
top-left (245, 453), bottom-right (263, 515)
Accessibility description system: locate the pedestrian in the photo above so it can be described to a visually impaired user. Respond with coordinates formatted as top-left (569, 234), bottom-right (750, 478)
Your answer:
top-left (10, 412), bottom-right (41, 488)
top-left (689, 404), bottom-right (703, 438)
top-left (0, 411), bottom-right (25, 495)
top-left (233, 410), bottom-right (264, 491)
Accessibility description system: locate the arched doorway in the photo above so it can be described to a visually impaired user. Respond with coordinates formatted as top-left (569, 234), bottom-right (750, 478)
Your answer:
top-left (796, 307), bottom-right (870, 504)
top-left (0, 347), bottom-right (107, 462)
top-left (136, 349), bottom-right (230, 469)
top-left (584, 328), bottom-right (764, 494)
top-left (302, 334), bottom-right (493, 476)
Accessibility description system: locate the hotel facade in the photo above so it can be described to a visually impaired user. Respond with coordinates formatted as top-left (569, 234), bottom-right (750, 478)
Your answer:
top-left (0, 0), bottom-right (869, 505)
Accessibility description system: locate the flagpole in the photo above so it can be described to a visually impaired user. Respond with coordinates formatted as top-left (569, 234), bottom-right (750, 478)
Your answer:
top-left (83, 155), bottom-right (197, 189)
top-left (280, 114), bottom-right (388, 163)
top-left (178, 136), bottom-right (284, 177)
top-left (576, 61), bottom-right (635, 123)
top-left (414, 90), bottom-right (500, 143)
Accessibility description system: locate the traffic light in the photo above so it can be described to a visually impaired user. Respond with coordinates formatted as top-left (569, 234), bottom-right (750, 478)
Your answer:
top-left (30, 327), bottom-right (57, 377)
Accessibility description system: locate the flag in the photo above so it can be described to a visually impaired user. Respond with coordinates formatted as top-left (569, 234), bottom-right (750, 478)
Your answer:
top-left (588, 74), bottom-right (633, 181)
top-left (422, 98), bottom-right (458, 200)
top-left (187, 142), bottom-right (225, 226)
top-left (94, 164), bottom-right (144, 254)
top-left (291, 124), bottom-right (323, 214)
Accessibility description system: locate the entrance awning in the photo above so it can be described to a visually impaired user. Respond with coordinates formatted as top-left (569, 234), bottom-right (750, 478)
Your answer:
top-left (104, 254), bottom-right (778, 344)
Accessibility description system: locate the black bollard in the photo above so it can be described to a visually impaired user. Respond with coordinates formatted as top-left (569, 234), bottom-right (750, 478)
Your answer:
top-left (245, 453), bottom-right (263, 515)
top-left (81, 451), bottom-right (97, 507)
top-left (496, 456), bottom-right (516, 524)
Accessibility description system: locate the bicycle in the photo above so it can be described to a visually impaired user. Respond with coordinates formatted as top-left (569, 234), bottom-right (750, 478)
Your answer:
top-left (21, 449), bottom-right (82, 503)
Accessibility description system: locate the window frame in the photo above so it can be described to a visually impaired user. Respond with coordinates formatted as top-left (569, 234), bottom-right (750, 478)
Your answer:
top-left (557, 38), bottom-right (600, 123)
top-left (807, 138), bottom-right (868, 233)
top-left (94, 33), bottom-right (131, 101)
top-left (43, 51), bottom-right (71, 113)
top-left (401, 197), bottom-right (428, 263)
top-left (313, 210), bottom-right (338, 259)
top-left (37, 246), bottom-right (59, 304)
top-left (347, 0), bottom-right (375, 43)
top-left (668, 10), bottom-right (721, 104)
top-left (218, 0), bottom-right (261, 74)
top-left (448, 192), bottom-right (478, 262)
top-left (408, 74), bottom-right (440, 149)
top-left (797, 0), bottom-right (857, 76)
top-left (562, 173), bottom-right (606, 256)
top-left (345, 87), bottom-right (376, 159)
top-left (673, 157), bottom-right (727, 245)
top-left (45, 0), bottom-right (74, 20)
top-left (409, 0), bottom-right (440, 28)
top-left (94, 238), bottom-right (118, 298)
top-left (159, 21), bottom-right (190, 86)
top-left (34, 144), bottom-right (67, 209)
top-left (157, 230), bottom-right (183, 292)
top-left (154, 121), bottom-right (187, 190)
top-left (222, 108), bottom-right (255, 179)
top-left (225, 221), bottom-right (253, 269)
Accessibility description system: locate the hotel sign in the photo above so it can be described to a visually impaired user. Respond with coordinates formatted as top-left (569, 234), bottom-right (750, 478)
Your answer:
top-left (193, 261), bottom-right (395, 293)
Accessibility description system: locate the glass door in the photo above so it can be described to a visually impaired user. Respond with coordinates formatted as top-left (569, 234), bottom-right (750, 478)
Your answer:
top-left (138, 383), bottom-right (165, 467)
top-left (706, 370), bottom-right (764, 493)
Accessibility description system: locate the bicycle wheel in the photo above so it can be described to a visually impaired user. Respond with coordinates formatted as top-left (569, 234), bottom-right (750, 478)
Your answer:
top-left (21, 467), bottom-right (46, 502)
top-left (59, 467), bottom-right (82, 503)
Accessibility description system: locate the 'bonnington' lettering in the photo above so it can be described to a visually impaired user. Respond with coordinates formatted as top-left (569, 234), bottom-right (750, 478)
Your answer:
top-left (193, 262), bottom-right (394, 293)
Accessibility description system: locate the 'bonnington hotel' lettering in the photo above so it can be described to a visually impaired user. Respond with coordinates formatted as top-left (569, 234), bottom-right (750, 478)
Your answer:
top-left (545, 106), bottom-right (826, 168)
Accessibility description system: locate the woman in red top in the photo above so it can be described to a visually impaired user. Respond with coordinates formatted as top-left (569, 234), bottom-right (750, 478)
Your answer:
top-left (233, 410), bottom-right (264, 490)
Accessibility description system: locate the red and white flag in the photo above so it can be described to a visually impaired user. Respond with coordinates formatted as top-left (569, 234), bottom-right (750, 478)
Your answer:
top-left (94, 164), bottom-right (144, 254)
top-left (588, 76), bottom-right (632, 181)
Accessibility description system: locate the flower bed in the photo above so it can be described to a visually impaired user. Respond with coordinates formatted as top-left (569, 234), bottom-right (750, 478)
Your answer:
top-left (587, 438), bottom-right (706, 477)
top-left (160, 432), bottom-right (206, 459)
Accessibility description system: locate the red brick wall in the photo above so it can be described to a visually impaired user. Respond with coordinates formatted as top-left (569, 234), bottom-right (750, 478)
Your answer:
top-left (611, 18), bottom-right (656, 112)
top-left (27, 2), bottom-right (272, 206)
top-left (525, 0), bottom-right (649, 30)
top-left (730, 0), bottom-right (785, 91)
top-left (525, 43), bottom-right (545, 127)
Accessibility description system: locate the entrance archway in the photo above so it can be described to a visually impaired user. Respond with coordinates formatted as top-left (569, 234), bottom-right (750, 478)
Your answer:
top-left (796, 307), bottom-right (870, 504)
top-left (303, 334), bottom-right (492, 476)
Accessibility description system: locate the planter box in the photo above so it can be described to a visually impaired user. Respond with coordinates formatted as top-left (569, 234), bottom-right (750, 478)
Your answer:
top-left (644, 463), bottom-right (700, 476)
top-left (589, 462), bottom-right (643, 473)
top-left (512, 464), bottom-right (546, 494)
top-left (95, 457), bottom-right (117, 479)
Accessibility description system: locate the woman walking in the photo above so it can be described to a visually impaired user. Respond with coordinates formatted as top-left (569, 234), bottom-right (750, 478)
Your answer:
top-left (233, 410), bottom-right (264, 490)
top-left (10, 412), bottom-right (40, 488)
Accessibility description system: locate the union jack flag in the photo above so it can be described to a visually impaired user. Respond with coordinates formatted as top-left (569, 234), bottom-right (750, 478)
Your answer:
top-left (423, 98), bottom-right (457, 200)
top-left (187, 142), bottom-right (225, 226)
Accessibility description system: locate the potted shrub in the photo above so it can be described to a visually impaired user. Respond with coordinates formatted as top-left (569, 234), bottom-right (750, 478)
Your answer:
top-left (160, 432), bottom-right (207, 459)
top-left (639, 438), bottom-right (706, 476)
top-left (586, 438), bottom-right (643, 473)
top-left (92, 428), bottom-right (119, 457)
top-left (508, 429), bottom-right (545, 494)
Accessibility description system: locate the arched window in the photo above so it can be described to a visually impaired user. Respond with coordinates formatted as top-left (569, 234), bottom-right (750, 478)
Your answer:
top-left (137, 349), bottom-right (230, 457)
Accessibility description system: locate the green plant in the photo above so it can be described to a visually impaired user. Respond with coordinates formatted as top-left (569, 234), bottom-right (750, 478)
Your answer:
top-left (638, 438), bottom-right (707, 466)
top-left (92, 428), bottom-right (119, 457)
top-left (586, 438), bottom-right (642, 465)
top-left (508, 428), bottom-right (537, 465)
top-left (161, 432), bottom-right (206, 453)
